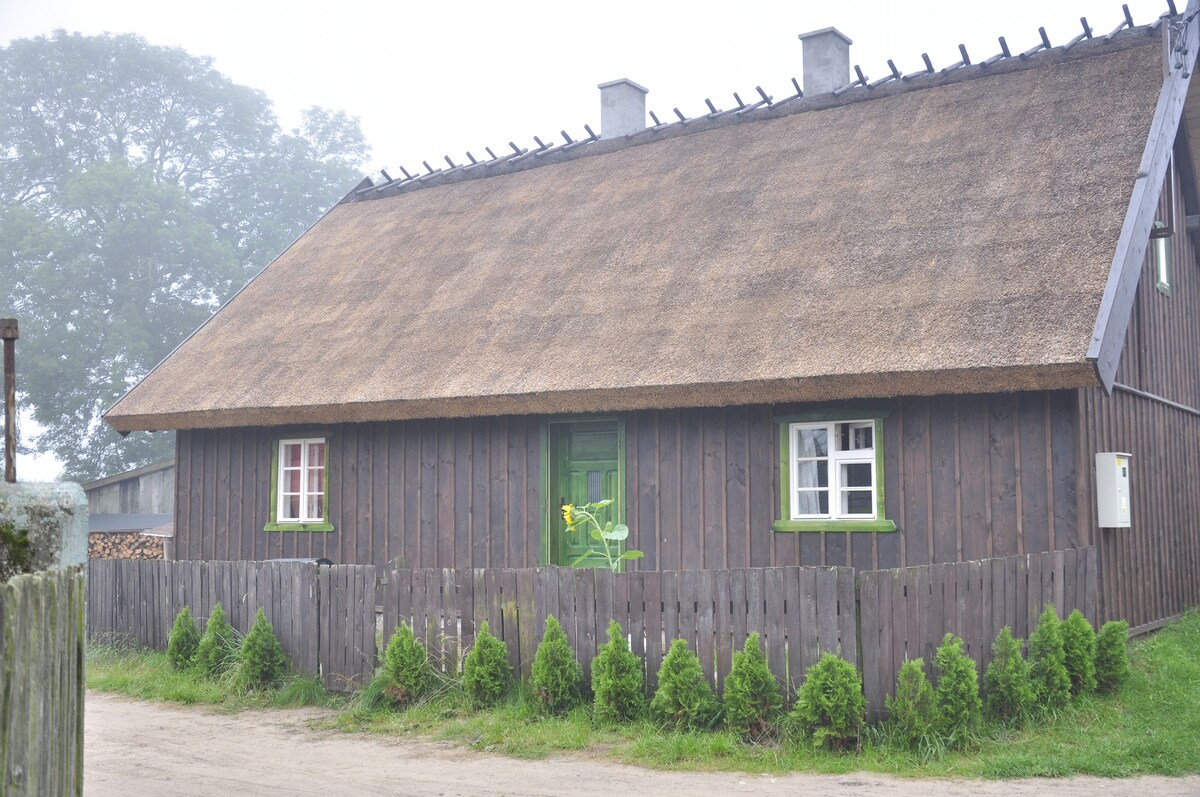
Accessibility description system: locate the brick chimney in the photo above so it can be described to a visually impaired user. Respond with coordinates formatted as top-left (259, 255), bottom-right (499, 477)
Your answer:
top-left (798, 27), bottom-right (853, 96)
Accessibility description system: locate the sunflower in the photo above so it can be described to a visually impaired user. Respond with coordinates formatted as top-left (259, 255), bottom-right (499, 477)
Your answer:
top-left (561, 503), bottom-right (575, 527)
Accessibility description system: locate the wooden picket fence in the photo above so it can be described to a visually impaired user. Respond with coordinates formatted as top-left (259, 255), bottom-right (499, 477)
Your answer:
top-left (1, 567), bottom-right (85, 797)
top-left (383, 566), bottom-right (857, 694)
top-left (859, 547), bottom-right (1098, 718)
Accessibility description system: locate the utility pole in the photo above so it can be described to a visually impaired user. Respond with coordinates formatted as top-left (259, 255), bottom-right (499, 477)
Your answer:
top-left (2, 318), bottom-right (17, 483)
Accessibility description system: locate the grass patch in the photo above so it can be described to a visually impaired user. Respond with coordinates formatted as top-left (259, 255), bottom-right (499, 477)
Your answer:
top-left (88, 610), bottom-right (1200, 778)
top-left (86, 644), bottom-right (342, 711)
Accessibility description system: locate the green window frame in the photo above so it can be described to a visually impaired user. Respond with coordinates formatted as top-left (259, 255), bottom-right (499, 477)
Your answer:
top-left (772, 410), bottom-right (896, 533)
top-left (264, 434), bottom-right (335, 533)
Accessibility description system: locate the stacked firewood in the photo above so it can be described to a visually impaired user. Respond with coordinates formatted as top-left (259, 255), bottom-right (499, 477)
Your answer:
top-left (88, 532), bottom-right (164, 560)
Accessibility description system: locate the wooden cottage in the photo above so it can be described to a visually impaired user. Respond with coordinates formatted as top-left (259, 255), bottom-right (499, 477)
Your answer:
top-left (106, 13), bottom-right (1200, 633)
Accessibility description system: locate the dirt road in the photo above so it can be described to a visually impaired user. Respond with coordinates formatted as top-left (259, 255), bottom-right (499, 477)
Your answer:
top-left (85, 692), bottom-right (1200, 796)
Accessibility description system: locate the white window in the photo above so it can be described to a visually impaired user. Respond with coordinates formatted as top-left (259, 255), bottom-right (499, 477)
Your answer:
top-left (789, 420), bottom-right (877, 521)
top-left (277, 438), bottom-right (326, 523)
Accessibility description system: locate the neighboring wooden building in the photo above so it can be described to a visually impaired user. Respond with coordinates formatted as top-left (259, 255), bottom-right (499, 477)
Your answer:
top-left (83, 460), bottom-right (174, 559)
top-left (106, 13), bottom-right (1200, 631)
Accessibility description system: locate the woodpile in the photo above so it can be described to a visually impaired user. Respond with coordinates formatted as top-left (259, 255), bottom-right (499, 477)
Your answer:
top-left (88, 532), bottom-right (163, 560)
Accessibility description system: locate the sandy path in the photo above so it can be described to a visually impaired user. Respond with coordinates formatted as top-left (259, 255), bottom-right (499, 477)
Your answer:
top-left (84, 692), bottom-right (1200, 796)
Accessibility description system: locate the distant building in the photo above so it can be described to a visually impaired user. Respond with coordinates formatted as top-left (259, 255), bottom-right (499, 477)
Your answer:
top-left (83, 459), bottom-right (174, 559)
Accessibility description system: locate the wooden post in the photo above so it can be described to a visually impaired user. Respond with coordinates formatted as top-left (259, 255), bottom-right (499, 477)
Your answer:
top-left (1, 318), bottom-right (17, 483)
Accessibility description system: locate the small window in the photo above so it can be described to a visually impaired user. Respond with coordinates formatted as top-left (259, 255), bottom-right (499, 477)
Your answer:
top-left (1153, 220), bottom-right (1172, 295)
top-left (265, 436), bottom-right (334, 532)
top-left (774, 415), bottom-right (895, 533)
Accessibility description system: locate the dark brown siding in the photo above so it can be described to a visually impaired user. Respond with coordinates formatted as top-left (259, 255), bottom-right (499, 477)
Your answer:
top-left (176, 393), bottom-right (1076, 573)
top-left (1082, 159), bottom-right (1200, 629)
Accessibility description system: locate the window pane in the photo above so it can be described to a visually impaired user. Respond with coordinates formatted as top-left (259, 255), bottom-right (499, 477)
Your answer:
top-left (796, 489), bottom-right (829, 516)
top-left (852, 425), bottom-right (873, 450)
top-left (307, 467), bottom-right (324, 494)
top-left (841, 489), bottom-right (874, 516)
top-left (286, 469), bottom-right (301, 492)
top-left (283, 494), bottom-right (300, 520)
top-left (307, 494), bottom-right (324, 521)
top-left (795, 459), bottom-right (828, 489)
top-left (841, 462), bottom-right (873, 489)
top-left (307, 441), bottom-right (324, 465)
top-left (284, 443), bottom-right (302, 467)
top-left (795, 427), bottom-right (827, 458)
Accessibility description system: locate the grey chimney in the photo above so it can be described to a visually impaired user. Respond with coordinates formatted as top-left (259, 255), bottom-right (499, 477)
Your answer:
top-left (797, 27), bottom-right (853, 96)
top-left (598, 78), bottom-right (648, 138)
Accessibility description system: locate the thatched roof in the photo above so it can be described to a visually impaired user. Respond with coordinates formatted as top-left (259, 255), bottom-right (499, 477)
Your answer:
top-left (107, 32), bottom-right (1167, 432)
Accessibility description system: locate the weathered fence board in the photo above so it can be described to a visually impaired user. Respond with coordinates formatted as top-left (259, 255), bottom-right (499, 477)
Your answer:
top-left (859, 546), bottom-right (1098, 719)
top-left (383, 565), bottom-right (856, 698)
top-left (1, 567), bottom-right (85, 797)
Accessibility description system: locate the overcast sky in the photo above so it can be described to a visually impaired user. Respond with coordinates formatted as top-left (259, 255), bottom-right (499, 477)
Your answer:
top-left (0, 0), bottom-right (1176, 480)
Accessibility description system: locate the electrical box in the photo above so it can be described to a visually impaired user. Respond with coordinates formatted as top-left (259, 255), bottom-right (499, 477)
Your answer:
top-left (1095, 452), bottom-right (1132, 528)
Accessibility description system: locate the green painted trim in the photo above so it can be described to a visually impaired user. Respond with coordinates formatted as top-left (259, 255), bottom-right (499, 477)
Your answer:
top-left (773, 519), bottom-right (897, 533)
top-left (774, 409), bottom-right (891, 424)
top-left (542, 416), bottom-right (627, 570)
top-left (264, 432), bottom-right (335, 534)
top-left (775, 416), bottom-right (894, 533)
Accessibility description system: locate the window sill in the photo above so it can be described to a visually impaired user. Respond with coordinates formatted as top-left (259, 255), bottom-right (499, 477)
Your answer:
top-left (263, 522), bottom-right (335, 533)
top-left (772, 519), bottom-right (897, 533)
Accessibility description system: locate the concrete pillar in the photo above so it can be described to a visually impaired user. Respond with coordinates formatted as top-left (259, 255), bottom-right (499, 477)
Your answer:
top-left (798, 27), bottom-right (853, 96)
top-left (598, 78), bottom-right (649, 138)
top-left (0, 482), bottom-right (88, 574)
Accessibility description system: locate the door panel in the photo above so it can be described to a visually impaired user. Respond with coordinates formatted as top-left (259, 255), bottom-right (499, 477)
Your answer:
top-left (548, 420), bottom-right (623, 567)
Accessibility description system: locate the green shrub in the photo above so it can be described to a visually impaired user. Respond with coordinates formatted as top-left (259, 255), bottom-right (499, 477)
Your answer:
top-left (1028, 605), bottom-right (1071, 713)
top-left (383, 621), bottom-right (432, 705)
top-left (885, 658), bottom-right (933, 750)
top-left (931, 633), bottom-right (981, 748)
top-left (723, 632), bottom-right (782, 740)
top-left (531, 615), bottom-right (582, 714)
top-left (237, 608), bottom-right (288, 690)
top-left (167, 605), bottom-right (201, 670)
top-left (1094, 619), bottom-right (1131, 693)
top-left (792, 652), bottom-right (865, 750)
top-left (462, 620), bottom-right (511, 708)
top-left (195, 603), bottom-right (237, 677)
top-left (983, 626), bottom-right (1034, 726)
top-left (649, 638), bottom-right (721, 731)
top-left (591, 619), bottom-right (644, 723)
top-left (1062, 609), bottom-right (1098, 695)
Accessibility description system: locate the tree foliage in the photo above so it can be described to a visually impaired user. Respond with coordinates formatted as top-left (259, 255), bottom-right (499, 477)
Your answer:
top-left (167, 605), bottom-right (201, 670)
top-left (983, 626), bottom-right (1034, 726)
top-left (931, 633), bottom-right (981, 748)
top-left (0, 31), bottom-right (369, 479)
top-left (1061, 609), bottom-right (1098, 695)
top-left (462, 620), bottom-right (512, 708)
top-left (722, 632), bottom-right (782, 740)
top-left (1029, 605), bottom-right (1072, 713)
top-left (885, 658), bottom-right (934, 750)
top-left (531, 615), bottom-right (583, 714)
top-left (792, 652), bottom-right (865, 750)
top-left (591, 619), bottom-right (645, 723)
top-left (649, 639), bottom-right (721, 731)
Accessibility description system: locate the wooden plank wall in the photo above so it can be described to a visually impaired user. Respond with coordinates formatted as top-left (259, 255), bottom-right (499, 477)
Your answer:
top-left (858, 547), bottom-right (1098, 719)
top-left (1084, 158), bottom-right (1200, 631)
top-left (383, 565), bottom-right (855, 698)
top-left (175, 416), bottom-right (542, 571)
top-left (86, 559), bottom-right (324, 680)
top-left (0, 567), bottom-right (85, 797)
top-left (175, 392), bottom-right (1077, 576)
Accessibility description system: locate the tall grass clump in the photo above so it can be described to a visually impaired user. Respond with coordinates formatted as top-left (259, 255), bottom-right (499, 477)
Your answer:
top-left (167, 605), bottom-right (200, 670)
top-left (650, 639), bottom-right (720, 731)
top-left (195, 603), bottom-right (237, 677)
top-left (792, 652), bottom-right (865, 750)
top-left (723, 632), bottom-right (782, 740)
top-left (531, 615), bottom-right (583, 714)
top-left (884, 658), bottom-right (934, 751)
top-left (383, 621), bottom-right (433, 705)
top-left (591, 620), bottom-right (645, 723)
top-left (931, 633), bottom-right (981, 749)
top-left (983, 626), bottom-right (1034, 726)
top-left (462, 620), bottom-right (512, 708)
top-left (1094, 619), bottom-right (1131, 693)
top-left (1061, 609), bottom-right (1098, 695)
top-left (1028, 605), bottom-right (1071, 713)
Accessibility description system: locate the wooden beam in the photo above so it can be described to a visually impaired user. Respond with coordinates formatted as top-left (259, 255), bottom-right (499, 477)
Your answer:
top-left (1088, 7), bottom-right (1200, 391)
top-left (2, 318), bottom-right (16, 483)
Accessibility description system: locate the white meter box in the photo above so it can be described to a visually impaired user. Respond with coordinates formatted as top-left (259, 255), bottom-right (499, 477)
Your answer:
top-left (1095, 452), bottom-right (1131, 528)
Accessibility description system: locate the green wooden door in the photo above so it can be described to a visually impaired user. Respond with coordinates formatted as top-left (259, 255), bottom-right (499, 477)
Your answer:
top-left (547, 420), bottom-right (623, 567)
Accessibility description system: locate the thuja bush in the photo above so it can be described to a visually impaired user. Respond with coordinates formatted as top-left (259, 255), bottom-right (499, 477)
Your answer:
top-left (383, 622), bottom-right (432, 705)
top-left (591, 619), bottom-right (644, 723)
top-left (1095, 619), bottom-right (1131, 693)
top-left (462, 620), bottom-right (511, 708)
top-left (884, 658), bottom-right (933, 750)
top-left (195, 603), bottom-right (237, 677)
top-left (1028, 605), bottom-right (1071, 713)
top-left (723, 632), bottom-right (782, 740)
top-left (531, 615), bottom-right (583, 714)
top-left (1062, 609), bottom-right (1098, 695)
top-left (650, 639), bottom-right (721, 731)
top-left (983, 626), bottom-right (1034, 726)
top-left (238, 608), bottom-right (288, 690)
top-left (167, 605), bottom-right (201, 670)
top-left (792, 652), bottom-right (865, 750)
top-left (931, 633), bottom-right (981, 749)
